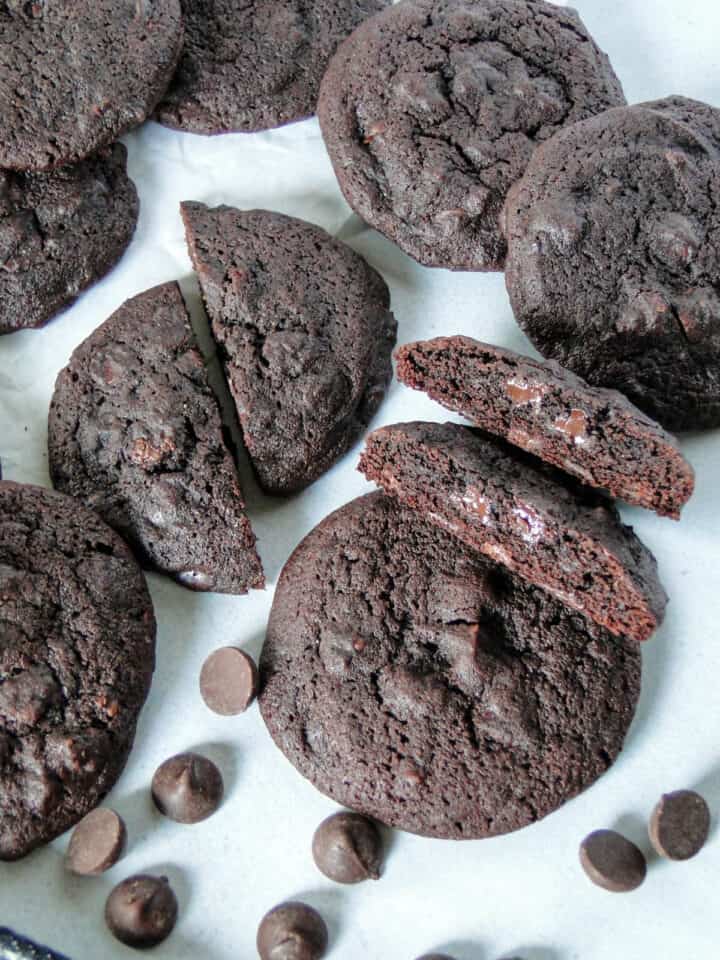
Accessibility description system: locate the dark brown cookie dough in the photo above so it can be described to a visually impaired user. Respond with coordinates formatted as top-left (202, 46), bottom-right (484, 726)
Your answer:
top-left (504, 96), bottom-right (720, 431)
top-left (0, 144), bottom-right (139, 335)
top-left (318, 0), bottom-right (625, 271)
top-left (47, 282), bottom-right (264, 595)
top-left (359, 421), bottom-right (666, 642)
top-left (182, 203), bottom-right (396, 494)
top-left (155, 0), bottom-right (390, 134)
top-left (259, 492), bottom-right (641, 839)
top-left (0, 1), bottom-right (183, 172)
top-left (396, 336), bottom-right (695, 519)
top-left (0, 481), bottom-right (156, 861)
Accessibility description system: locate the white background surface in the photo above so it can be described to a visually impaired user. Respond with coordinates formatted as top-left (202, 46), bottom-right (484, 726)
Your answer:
top-left (1, 1), bottom-right (719, 957)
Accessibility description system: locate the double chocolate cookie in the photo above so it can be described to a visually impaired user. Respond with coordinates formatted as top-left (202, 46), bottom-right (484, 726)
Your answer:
top-left (0, 0), bottom-right (183, 172)
top-left (0, 144), bottom-right (139, 335)
top-left (156, 0), bottom-right (390, 133)
top-left (504, 96), bottom-right (720, 430)
top-left (48, 282), bottom-right (264, 594)
top-left (318, 0), bottom-right (625, 270)
top-left (259, 492), bottom-right (641, 839)
top-left (360, 421), bottom-right (666, 642)
top-left (396, 337), bottom-right (695, 518)
top-left (0, 482), bottom-right (156, 860)
top-left (182, 203), bottom-right (396, 494)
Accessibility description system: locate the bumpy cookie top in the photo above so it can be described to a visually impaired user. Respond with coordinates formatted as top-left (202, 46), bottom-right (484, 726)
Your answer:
top-left (504, 96), bottom-right (720, 430)
top-left (260, 492), bottom-right (641, 839)
top-left (0, 482), bottom-right (155, 860)
top-left (155, 0), bottom-right (390, 133)
top-left (319, 0), bottom-right (625, 270)
top-left (0, 0), bottom-right (183, 171)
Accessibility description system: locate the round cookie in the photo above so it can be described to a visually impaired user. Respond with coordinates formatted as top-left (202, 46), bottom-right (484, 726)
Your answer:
top-left (504, 96), bottom-right (720, 431)
top-left (155, 0), bottom-right (390, 134)
top-left (318, 0), bottom-right (625, 271)
top-left (0, 144), bottom-right (139, 335)
top-left (259, 492), bottom-right (641, 839)
top-left (0, 482), bottom-right (156, 861)
top-left (0, 1), bottom-right (184, 172)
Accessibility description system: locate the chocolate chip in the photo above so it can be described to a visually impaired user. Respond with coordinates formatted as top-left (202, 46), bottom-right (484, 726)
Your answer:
top-left (649, 789), bottom-right (711, 860)
top-left (257, 901), bottom-right (328, 960)
top-left (579, 829), bottom-right (647, 892)
top-left (105, 874), bottom-right (178, 948)
top-left (312, 811), bottom-right (383, 884)
top-left (66, 807), bottom-right (127, 876)
top-left (199, 647), bottom-right (258, 715)
top-left (151, 752), bottom-right (223, 824)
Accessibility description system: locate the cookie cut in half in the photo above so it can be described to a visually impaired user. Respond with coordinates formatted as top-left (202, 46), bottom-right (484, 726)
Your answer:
top-left (396, 336), bottom-right (695, 518)
top-left (359, 421), bottom-right (667, 641)
top-left (259, 492), bottom-right (641, 839)
top-left (48, 282), bottom-right (264, 595)
top-left (182, 203), bottom-right (396, 494)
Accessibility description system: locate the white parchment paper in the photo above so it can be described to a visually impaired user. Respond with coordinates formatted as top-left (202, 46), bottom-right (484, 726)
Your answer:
top-left (1, 1), bottom-right (718, 957)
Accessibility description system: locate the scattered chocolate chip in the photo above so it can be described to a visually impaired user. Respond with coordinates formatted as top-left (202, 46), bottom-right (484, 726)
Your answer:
top-left (257, 901), bottom-right (328, 960)
top-left (312, 811), bottom-right (383, 884)
top-left (579, 829), bottom-right (647, 892)
top-left (66, 807), bottom-right (127, 876)
top-left (200, 647), bottom-right (258, 715)
top-left (105, 874), bottom-right (178, 949)
top-left (151, 752), bottom-right (224, 824)
top-left (649, 789), bottom-right (711, 860)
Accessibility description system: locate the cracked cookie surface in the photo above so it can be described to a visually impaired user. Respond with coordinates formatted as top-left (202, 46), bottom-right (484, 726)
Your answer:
top-left (504, 96), bottom-right (720, 430)
top-left (0, 481), bottom-right (156, 860)
top-left (48, 282), bottom-right (264, 594)
top-left (0, 1), bottom-right (183, 172)
top-left (155, 0), bottom-right (390, 134)
top-left (318, 0), bottom-right (625, 270)
top-left (182, 203), bottom-right (396, 494)
top-left (0, 144), bottom-right (139, 335)
top-left (259, 492), bottom-right (641, 839)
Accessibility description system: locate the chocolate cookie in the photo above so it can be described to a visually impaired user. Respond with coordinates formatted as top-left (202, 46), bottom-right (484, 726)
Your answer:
top-left (318, 0), bottom-right (625, 271)
top-left (504, 96), bottom-right (720, 431)
top-left (396, 337), bottom-right (695, 519)
top-left (48, 282), bottom-right (264, 595)
top-left (0, 481), bottom-right (155, 861)
top-left (0, 144), bottom-right (139, 335)
top-left (259, 492), bottom-right (641, 839)
top-left (0, 1), bottom-right (183, 172)
top-left (182, 203), bottom-right (396, 494)
top-left (359, 421), bottom-right (666, 642)
top-left (155, 0), bottom-right (389, 134)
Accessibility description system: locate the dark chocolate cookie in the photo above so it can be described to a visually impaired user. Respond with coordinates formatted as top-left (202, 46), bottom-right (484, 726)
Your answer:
top-left (48, 282), bottom-right (264, 595)
top-left (182, 203), bottom-right (396, 494)
top-left (396, 337), bottom-right (695, 519)
top-left (0, 144), bottom-right (139, 335)
top-left (359, 421), bottom-right (666, 642)
top-left (318, 0), bottom-right (625, 271)
top-left (156, 0), bottom-right (389, 134)
top-left (0, 1), bottom-right (183, 172)
top-left (259, 492), bottom-right (641, 839)
top-left (0, 481), bottom-right (156, 861)
top-left (503, 96), bottom-right (720, 431)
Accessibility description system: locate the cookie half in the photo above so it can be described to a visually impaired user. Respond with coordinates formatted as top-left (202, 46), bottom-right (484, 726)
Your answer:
top-left (155, 0), bottom-right (390, 133)
top-left (359, 421), bottom-right (667, 642)
top-left (0, 481), bottom-right (156, 860)
top-left (0, 1), bottom-right (183, 171)
top-left (503, 96), bottom-right (720, 430)
top-left (0, 144), bottom-right (139, 335)
top-left (259, 492), bottom-right (641, 839)
top-left (318, 0), bottom-right (625, 270)
top-left (182, 203), bottom-right (396, 494)
top-left (48, 282), bottom-right (264, 595)
top-left (396, 337), bottom-right (695, 519)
